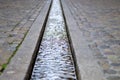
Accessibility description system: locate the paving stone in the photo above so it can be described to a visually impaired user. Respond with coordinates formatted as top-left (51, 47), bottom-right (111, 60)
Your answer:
top-left (0, 38), bottom-right (5, 44)
top-left (111, 63), bottom-right (120, 70)
top-left (107, 76), bottom-right (120, 80)
top-left (107, 55), bottom-right (119, 63)
top-left (113, 67), bottom-right (120, 70)
top-left (8, 43), bottom-right (18, 52)
top-left (105, 40), bottom-right (120, 45)
top-left (99, 45), bottom-right (110, 49)
top-left (98, 60), bottom-right (110, 70)
top-left (6, 37), bottom-right (14, 44)
top-left (103, 49), bottom-right (115, 55)
top-left (111, 45), bottom-right (120, 56)
top-left (0, 32), bottom-right (8, 38)
top-left (0, 0), bottom-right (48, 75)
top-left (103, 69), bottom-right (117, 74)
top-left (0, 48), bottom-right (12, 65)
top-left (64, 0), bottom-right (120, 79)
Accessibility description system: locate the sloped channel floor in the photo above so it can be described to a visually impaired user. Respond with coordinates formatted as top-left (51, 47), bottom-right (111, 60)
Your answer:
top-left (30, 0), bottom-right (77, 80)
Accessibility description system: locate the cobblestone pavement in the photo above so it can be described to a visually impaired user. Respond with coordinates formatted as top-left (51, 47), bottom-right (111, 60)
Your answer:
top-left (63, 0), bottom-right (120, 80)
top-left (0, 0), bottom-right (49, 74)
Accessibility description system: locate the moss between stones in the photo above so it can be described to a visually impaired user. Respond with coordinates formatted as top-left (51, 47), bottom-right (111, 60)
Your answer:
top-left (11, 22), bottom-right (21, 31)
top-left (0, 29), bottom-right (29, 75)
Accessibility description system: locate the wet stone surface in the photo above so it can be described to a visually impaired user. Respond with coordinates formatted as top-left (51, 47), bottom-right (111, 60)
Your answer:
top-left (31, 0), bottom-right (76, 80)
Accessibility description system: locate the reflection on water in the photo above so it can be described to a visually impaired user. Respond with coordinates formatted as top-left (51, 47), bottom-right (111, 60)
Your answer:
top-left (31, 0), bottom-right (76, 80)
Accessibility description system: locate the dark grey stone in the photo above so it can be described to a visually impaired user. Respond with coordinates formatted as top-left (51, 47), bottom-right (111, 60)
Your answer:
top-left (111, 63), bottom-right (120, 66)
top-left (107, 76), bottom-right (120, 80)
top-left (103, 69), bottom-right (117, 74)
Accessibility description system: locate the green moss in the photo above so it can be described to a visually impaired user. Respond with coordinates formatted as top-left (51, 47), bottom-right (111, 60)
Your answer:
top-left (8, 34), bottom-right (13, 37)
top-left (0, 30), bottom-right (29, 75)
top-left (2, 64), bottom-right (7, 69)
top-left (1, 64), bottom-right (7, 71)
top-left (0, 63), bottom-right (7, 73)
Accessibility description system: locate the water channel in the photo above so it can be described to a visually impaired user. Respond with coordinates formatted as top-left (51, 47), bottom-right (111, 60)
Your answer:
top-left (30, 0), bottom-right (77, 79)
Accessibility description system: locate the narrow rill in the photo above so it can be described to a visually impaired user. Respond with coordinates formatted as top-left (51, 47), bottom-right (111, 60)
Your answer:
top-left (31, 0), bottom-right (77, 79)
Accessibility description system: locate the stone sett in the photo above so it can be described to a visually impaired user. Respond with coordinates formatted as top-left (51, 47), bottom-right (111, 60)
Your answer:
top-left (0, 0), bottom-right (48, 74)
top-left (63, 0), bottom-right (120, 79)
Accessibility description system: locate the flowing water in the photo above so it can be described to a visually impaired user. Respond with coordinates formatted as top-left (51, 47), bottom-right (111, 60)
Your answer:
top-left (30, 0), bottom-right (77, 80)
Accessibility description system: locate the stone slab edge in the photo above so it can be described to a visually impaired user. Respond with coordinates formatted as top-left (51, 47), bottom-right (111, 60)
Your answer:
top-left (0, 0), bottom-right (52, 80)
top-left (61, 0), bottom-right (106, 80)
